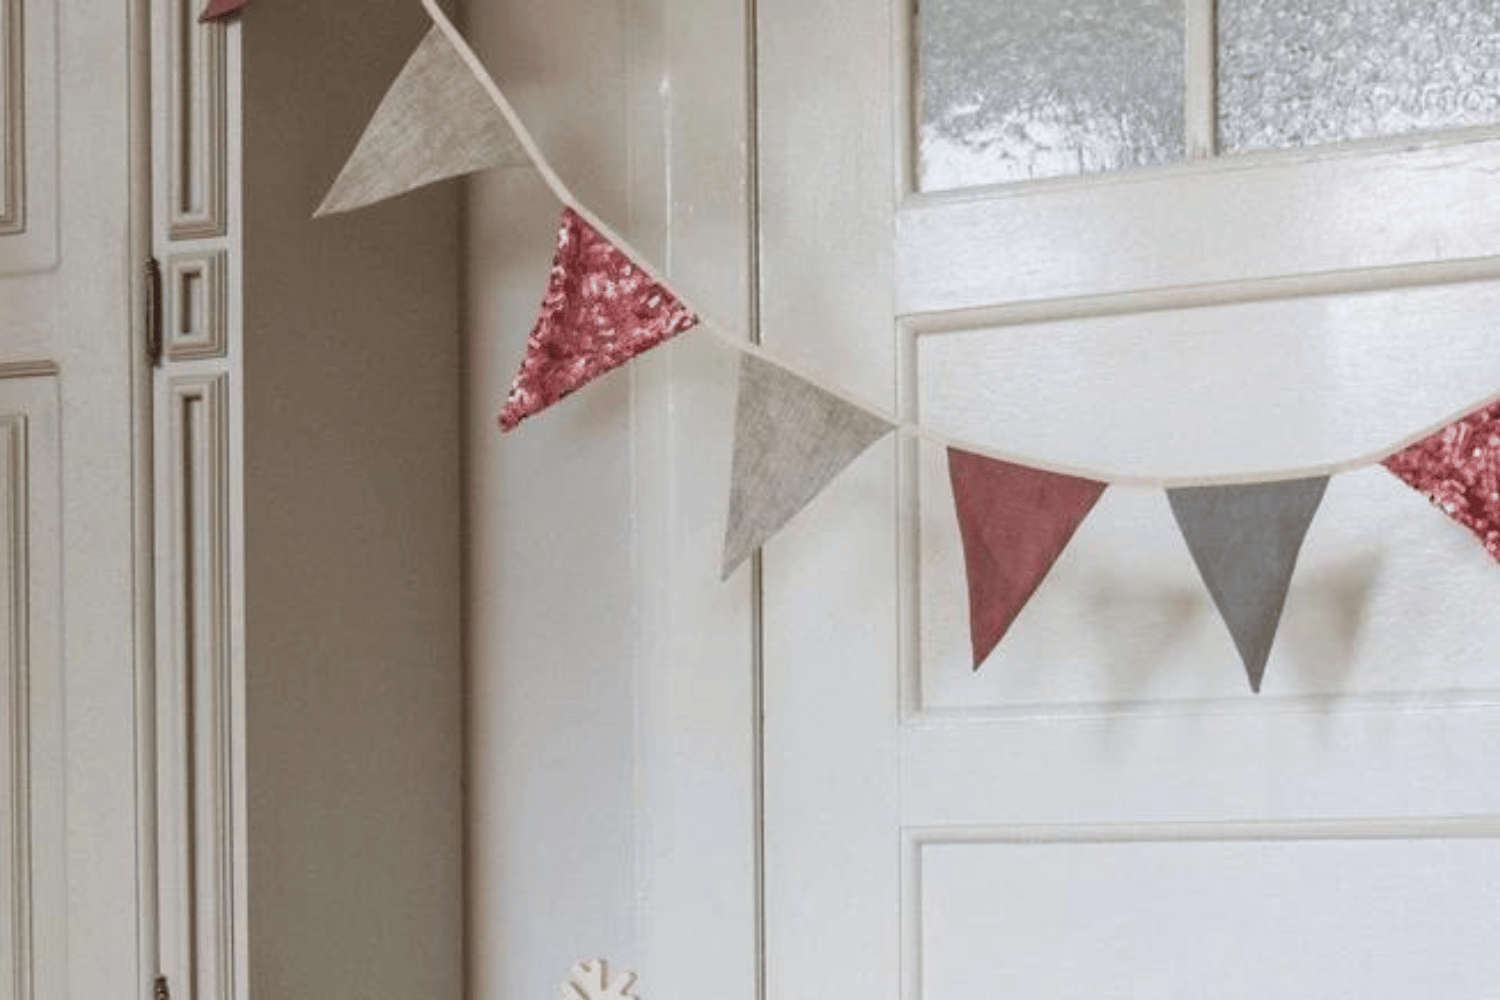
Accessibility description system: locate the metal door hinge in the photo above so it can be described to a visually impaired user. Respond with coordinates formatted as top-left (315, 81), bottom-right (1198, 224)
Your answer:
top-left (153, 975), bottom-right (170, 1000)
top-left (145, 257), bottom-right (163, 367)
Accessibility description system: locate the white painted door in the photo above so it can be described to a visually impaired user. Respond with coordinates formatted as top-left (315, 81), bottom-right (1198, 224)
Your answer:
top-left (0, 0), bottom-right (149, 998)
top-left (758, 2), bottom-right (1500, 997)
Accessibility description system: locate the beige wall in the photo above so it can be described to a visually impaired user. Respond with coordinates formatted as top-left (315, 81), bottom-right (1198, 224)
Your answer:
top-left (242, 3), bottom-right (463, 998)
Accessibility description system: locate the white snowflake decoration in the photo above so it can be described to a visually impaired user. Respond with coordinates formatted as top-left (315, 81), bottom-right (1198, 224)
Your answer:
top-left (561, 959), bottom-right (638, 1000)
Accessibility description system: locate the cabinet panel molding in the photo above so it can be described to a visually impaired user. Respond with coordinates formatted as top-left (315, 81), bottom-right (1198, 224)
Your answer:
top-left (2, 414), bottom-right (33, 1000)
top-left (0, 0), bottom-right (22, 235)
top-left (157, 374), bottom-right (234, 1000)
top-left (165, 251), bottom-right (228, 362)
top-left (0, 376), bottom-right (61, 1000)
top-left (0, 0), bottom-right (55, 273)
top-left (167, 0), bottom-right (227, 240)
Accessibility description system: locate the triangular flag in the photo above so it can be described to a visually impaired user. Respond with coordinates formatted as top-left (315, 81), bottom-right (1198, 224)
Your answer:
top-left (1168, 478), bottom-right (1328, 692)
top-left (199, 0), bottom-right (248, 21)
top-left (1382, 400), bottom-right (1500, 562)
top-left (722, 356), bottom-right (892, 577)
top-left (946, 449), bottom-right (1106, 669)
top-left (499, 208), bottom-right (699, 430)
top-left (316, 26), bottom-right (529, 217)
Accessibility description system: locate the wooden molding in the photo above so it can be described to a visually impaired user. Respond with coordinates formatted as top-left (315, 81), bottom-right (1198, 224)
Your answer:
top-left (165, 251), bottom-right (228, 362)
top-left (2, 414), bottom-right (33, 1000)
top-left (0, 362), bottom-right (57, 381)
top-left (167, 0), bottom-right (227, 240)
top-left (0, 377), bottom-right (60, 1000)
top-left (157, 374), bottom-right (234, 1000)
top-left (0, 0), bottom-right (24, 235)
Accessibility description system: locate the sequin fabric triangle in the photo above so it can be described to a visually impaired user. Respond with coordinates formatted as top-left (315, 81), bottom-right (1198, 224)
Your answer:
top-left (499, 208), bottom-right (699, 430)
top-left (1383, 400), bottom-right (1500, 561)
top-left (199, 0), bottom-right (248, 22)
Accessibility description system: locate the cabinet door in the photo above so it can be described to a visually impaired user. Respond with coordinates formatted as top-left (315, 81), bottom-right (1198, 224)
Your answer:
top-left (0, 0), bottom-right (149, 996)
top-left (758, 1), bottom-right (1500, 997)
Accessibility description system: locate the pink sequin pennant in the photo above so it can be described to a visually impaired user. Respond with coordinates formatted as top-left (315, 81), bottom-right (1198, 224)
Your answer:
top-left (499, 208), bottom-right (699, 431)
top-left (1382, 400), bottom-right (1500, 561)
top-left (199, 0), bottom-right (248, 22)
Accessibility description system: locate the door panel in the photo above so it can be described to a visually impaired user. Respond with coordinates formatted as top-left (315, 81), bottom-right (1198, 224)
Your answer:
top-left (759, 1), bottom-right (1500, 997)
top-left (911, 286), bottom-right (1500, 476)
top-left (0, 0), bottom-right (56, 274)
top-left (913, 832), bottom-right (1500, 998)
top-left (0, 374), bottom-right (61, 1000)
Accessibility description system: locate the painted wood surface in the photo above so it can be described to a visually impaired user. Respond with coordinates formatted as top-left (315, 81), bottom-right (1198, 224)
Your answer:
top-left (0, 377), bottom-right (61, 1000)
top-left (463, 1), bottom-right (757, 1000)
top-left (760, 0), bottom-right (1500, 997)
top-left (0, 0), bottom-right (148, 995)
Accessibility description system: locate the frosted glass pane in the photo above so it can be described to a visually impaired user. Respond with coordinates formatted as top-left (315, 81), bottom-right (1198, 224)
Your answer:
top-left (1220, 0), bottom-right (1500, 153)
top-left (916, 0), bottom-right (1185, 191)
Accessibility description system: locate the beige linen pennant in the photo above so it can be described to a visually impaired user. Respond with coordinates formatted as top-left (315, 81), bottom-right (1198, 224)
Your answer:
top-left (722, 355), bottom-right (893, 578)
top-left (317, 25), bottom-right (529, 217)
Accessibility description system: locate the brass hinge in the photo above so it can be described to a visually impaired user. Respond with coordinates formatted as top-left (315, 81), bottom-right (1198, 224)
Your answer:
top-left (145, 257), bottom-right (163, 367)
top-left (153, 975), bottom-right (170, 1000)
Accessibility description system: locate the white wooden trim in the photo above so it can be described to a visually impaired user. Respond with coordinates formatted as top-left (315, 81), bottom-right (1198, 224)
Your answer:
top-left (896, 136), bottom-right (1500, 316)
top-left (166, 0), bottom-right (226, 240)
top-left (3, 413), bottom-right (33, 1000)
top-left (625, 3), bottom-right (759, 1000)
top-left (890, 0), bottom-right (914, 200)
top-left (1183, 0), bottom-right (1216, 160)
top-left (155, 373), bottom-right (235, 1000)
top-left (164, 250), bottom-right (227, 362)
top-left (129, 0), bottom-right (159, 992)
top-left (0, 364), bottom-right (57, 381)
top-left (0, 0), bottom-right (22, 233)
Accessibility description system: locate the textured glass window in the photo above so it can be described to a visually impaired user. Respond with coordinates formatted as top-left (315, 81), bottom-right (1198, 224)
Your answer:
top-left (916, 0), bottom-right (1186, 191)
top-left (1219, 0), bottom-right (1500, 153)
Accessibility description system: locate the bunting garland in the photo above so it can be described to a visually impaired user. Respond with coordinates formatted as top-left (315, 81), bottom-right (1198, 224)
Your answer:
top-left (318, 0), bottom-right (1500, 692)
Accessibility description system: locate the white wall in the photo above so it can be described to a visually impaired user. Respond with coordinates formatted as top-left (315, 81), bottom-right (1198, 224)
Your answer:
top-left (462, 1), bottom-right (759, 998)
top-left (463, 3), bottom-right (641, 996)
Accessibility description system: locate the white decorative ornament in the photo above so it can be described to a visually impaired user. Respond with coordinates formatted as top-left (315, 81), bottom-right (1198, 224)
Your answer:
top-left (561, 959), bottom-right (639, 1000)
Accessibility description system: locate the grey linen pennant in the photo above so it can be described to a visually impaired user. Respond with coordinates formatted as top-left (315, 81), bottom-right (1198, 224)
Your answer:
top-left (317, 26), bottom-right (528, 217)
top-left (722, 355), bottom-right (893, 578)
top-left (1167, 478), bottom-right (1329, 692)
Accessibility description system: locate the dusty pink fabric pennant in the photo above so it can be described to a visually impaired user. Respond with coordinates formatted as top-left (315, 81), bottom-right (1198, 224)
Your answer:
top-left (499, 208), bottom-right (699, 431)
top-left (947, 449), bottom-right (1107, 670)
top-left (199, 0), bottom-right (248, 22)
top-left (1382, 400), bottom-right (1500, 561)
